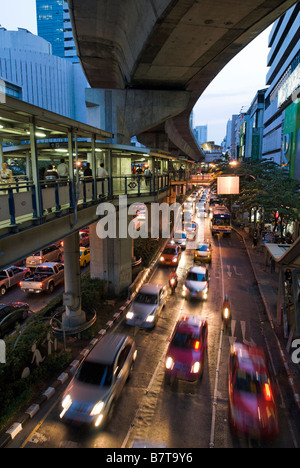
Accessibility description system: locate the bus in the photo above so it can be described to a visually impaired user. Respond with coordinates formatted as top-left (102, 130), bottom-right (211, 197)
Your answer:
top-left (211, 206), bottom-right (231, 236)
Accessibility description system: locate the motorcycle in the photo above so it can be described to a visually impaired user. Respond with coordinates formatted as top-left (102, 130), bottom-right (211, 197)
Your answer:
top-left (169, 277), bottom-right (178, 295)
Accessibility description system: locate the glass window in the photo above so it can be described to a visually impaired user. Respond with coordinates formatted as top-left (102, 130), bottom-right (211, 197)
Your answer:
top-left (76, 361), bottom-right (113, 387)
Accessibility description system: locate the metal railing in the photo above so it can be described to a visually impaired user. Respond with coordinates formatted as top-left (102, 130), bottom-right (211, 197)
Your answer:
top-left (0, 174), bottom-right (170, 230)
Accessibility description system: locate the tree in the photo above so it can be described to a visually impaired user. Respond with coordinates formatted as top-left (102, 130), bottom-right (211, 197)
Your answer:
top-left (210, 159), bottom-right (300, 239)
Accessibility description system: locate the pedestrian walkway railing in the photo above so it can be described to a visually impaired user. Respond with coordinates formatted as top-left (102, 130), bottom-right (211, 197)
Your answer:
top-left (0, 174), bottom-right (170, 231)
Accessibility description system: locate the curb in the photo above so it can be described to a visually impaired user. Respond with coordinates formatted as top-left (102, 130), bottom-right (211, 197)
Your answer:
top-left (0, 232), bottom-right (172, 448)
top-left (234, 227), bottom-right (300, 411)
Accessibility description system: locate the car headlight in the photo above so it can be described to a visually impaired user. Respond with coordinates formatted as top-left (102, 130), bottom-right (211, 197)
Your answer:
top-left (172, 257), bottom-right (178, 262)
top-left (90, 401), bottom-right (104, 416)
top-left (160, 256), bottom-right (165, 261)
top-left (60, 394), bottom-right (72, 419)
top-left (126, 311), bottom-right (134, 320)
top-left (191, 361), bottom-right (201, 374)
top-left (182, 284), bottom-right (188, 296)
top-left (146, 315), bottom-right (155, 323)
top-left (166, 356), bottom-right (174, 370)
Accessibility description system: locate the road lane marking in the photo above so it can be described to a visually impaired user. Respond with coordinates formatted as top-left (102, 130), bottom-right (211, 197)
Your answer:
top-left (121, 298), bottom-right (186, 448)
top-left (209, 235), bottom-right (225, 448)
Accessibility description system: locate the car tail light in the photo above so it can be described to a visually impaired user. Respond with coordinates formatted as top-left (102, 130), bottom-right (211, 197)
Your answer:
top-left (263, 383), bottom-right (273, 401)
top-left (194, 340), bottom-right (201, 351)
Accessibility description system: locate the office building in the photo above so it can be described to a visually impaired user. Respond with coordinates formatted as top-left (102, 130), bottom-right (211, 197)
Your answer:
top-left (36, 0), bottom-right (65, 59)
top-left (36, 0), bottom-right (79, 63)
top-left (0, 27), bottom-right (87, 122)
top-left (262, 3), bottom-right (300, 174)
top-left (194, 125), bottom-right (208, 146)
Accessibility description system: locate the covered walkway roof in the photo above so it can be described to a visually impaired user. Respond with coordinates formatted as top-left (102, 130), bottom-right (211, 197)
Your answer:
top-left (0, 95), bottom-right (113, 144)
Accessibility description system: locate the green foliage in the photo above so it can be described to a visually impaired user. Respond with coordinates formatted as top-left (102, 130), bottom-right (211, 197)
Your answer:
top-left (211, 159), bottom-right (300, 224)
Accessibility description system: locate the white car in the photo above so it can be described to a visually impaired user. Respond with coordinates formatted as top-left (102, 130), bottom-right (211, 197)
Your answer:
top-left (126, 283), bottom-right (167, 328)
top-left (171, 231), bottom-right (187, 250)
top-left (182, 265), bottom-right (209, 300)
top-left (60, 333), bottom-right (137, 429)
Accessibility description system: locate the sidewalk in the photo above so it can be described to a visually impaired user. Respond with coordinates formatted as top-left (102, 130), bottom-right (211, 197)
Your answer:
top-left (234, 226), bottom-right (300, 411)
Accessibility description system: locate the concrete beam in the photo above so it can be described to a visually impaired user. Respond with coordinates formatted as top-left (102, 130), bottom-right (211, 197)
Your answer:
top-left (86, 88), bottom-right (190, 145)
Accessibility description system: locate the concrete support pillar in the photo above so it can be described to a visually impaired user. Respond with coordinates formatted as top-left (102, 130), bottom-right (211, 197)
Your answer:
top-left (62, 232), bottom-right (86, 328)
top-left (89, 216), bottom-right (132, 296)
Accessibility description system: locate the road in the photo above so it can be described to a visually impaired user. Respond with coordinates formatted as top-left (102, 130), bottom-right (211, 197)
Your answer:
top-left (5, 214), bottom-right (300, 449)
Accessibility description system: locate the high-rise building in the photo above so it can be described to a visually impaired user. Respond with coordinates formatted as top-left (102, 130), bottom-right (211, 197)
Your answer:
top-left (36, 0), bottom-right (79, 63)
top-left (262, 3), bottom-right (300, 174)
top-left (194, 125), bottom-right (208, 145)
top-left (36, 0), bottom-right (65, 59)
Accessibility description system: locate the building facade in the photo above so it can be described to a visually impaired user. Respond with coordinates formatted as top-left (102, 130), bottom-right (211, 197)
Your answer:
top-left (193, 125), bottom-right (208, 146)
top-left (0, 27), bottom-right (87, 123)
top-left (262, 3), bottom-right (300, 171)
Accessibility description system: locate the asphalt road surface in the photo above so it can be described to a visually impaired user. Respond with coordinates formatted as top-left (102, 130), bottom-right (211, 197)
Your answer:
top-left (5, 215), bottom-right (300, 449)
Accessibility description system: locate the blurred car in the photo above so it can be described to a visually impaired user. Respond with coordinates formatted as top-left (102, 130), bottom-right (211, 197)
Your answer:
top-left (79, 247), bottom-right (90, 267)
top-left (165, 315), bottom-right (208, 383)
top-left (228, 342), bottom-right (279, 440)
top-left (26, 244), bottom-right (62, 269)
top-left (194, 242), bottom-right (212, 264)
top-left (182, 209), bottom-right (193, 222)
top-left (60, 333), bottom-right (137, 428)
top-left (79, 230), bottom-right (89, 247)
top-left (182, 265), bottom-right (209, 300)
top-left (159, 244), bottom-right (181, 266)
top-left (0, 302), bottom-right (29, 338)
top-left (126, 283), bottom-right (167, 328)
top-left (183, 221), bottom-right (197, 239)
top-left (171, 231), bottom-right (187, 250)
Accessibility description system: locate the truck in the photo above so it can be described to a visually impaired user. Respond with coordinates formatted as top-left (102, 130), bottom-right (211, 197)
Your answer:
top-left (0, 266), bottom-right (31, 296)
top-left (19, 263), bottom-right (64, 294)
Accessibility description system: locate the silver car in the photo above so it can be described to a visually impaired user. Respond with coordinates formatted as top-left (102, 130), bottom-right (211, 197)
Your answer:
top-left (126, 283), bottom-right (167, 328)
top-left (60, 333), bottom-right (137, 429)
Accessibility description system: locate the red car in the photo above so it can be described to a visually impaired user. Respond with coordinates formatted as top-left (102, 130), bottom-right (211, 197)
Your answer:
top-left (228, 343), bottom-right (279, 440)
top-left (165, 315), bottom-right (208, 383)
top-left (159, 244), bottom-right (181, 266)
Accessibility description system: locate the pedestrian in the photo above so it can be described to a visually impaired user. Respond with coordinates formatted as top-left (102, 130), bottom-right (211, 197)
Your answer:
top-left (56, 158), bottom-right (68, 180)
top-left (132, 165), bottom-right (137, 175)
top-left (144, 166), bottom-right (151, 185)
top-left (84, 162), bottom-right (93, 178)
top-left (252, 230), bottom-right (258, 248)
top-left (97, 162), bottom-right (108, 178)
top-left (0, 162), bottom-right (14, 193)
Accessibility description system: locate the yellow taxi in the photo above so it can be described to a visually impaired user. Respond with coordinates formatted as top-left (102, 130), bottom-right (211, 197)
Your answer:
top-left (194, 242), bottom-right (212, 264)
top-left (79, 247), bottom-right (90, 267)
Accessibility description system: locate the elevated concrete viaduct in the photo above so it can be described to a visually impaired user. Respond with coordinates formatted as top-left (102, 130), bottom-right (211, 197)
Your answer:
top-left (68, 0), bottom-right (297, 161)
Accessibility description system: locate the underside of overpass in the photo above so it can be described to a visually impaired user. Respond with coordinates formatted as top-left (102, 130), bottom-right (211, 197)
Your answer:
top-left (68, 0), bottom-right (297, 161)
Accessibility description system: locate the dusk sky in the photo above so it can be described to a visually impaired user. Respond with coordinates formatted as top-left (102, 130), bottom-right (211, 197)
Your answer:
top-left (0, 0), bottom-right (272, 145)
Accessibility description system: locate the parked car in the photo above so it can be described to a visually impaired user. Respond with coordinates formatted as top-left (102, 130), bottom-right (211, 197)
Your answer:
top-left (126, 283), bottom-right (167, 328)
top-left (194, 242), bottom-right (212, 264)
top-left (182, 265), bottom-right (209, 300)
top-left (60, 333), bottom-right (137, 428)
top-left (20, 262), bottom-right (64, 294)
top-left (0, 266), bottom-right (31, 296)
top-left (0, 302), bottom-right (29, 338)
top-left (228, 342), bottom-right (279, 440)
top-left (165, 315), bottom-right (208, 383)
top-left (79, 247), bottom-right (90, 267)
top-left (159, 244), bottom-right (181, 266)
top-left (26, 244), bottom-right (62, 269)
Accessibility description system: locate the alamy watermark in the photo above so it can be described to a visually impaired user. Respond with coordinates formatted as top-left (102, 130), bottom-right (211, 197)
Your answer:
top-left (291, 339), bottom-right (300, 365)
top-left (95, 195), bottom-right (205, 248)
top-left (0, 339), bottom-right (6, 364)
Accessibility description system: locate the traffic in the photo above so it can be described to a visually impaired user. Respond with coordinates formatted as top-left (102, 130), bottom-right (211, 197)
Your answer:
top-left (3, 186), bottom-right (300, 448)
